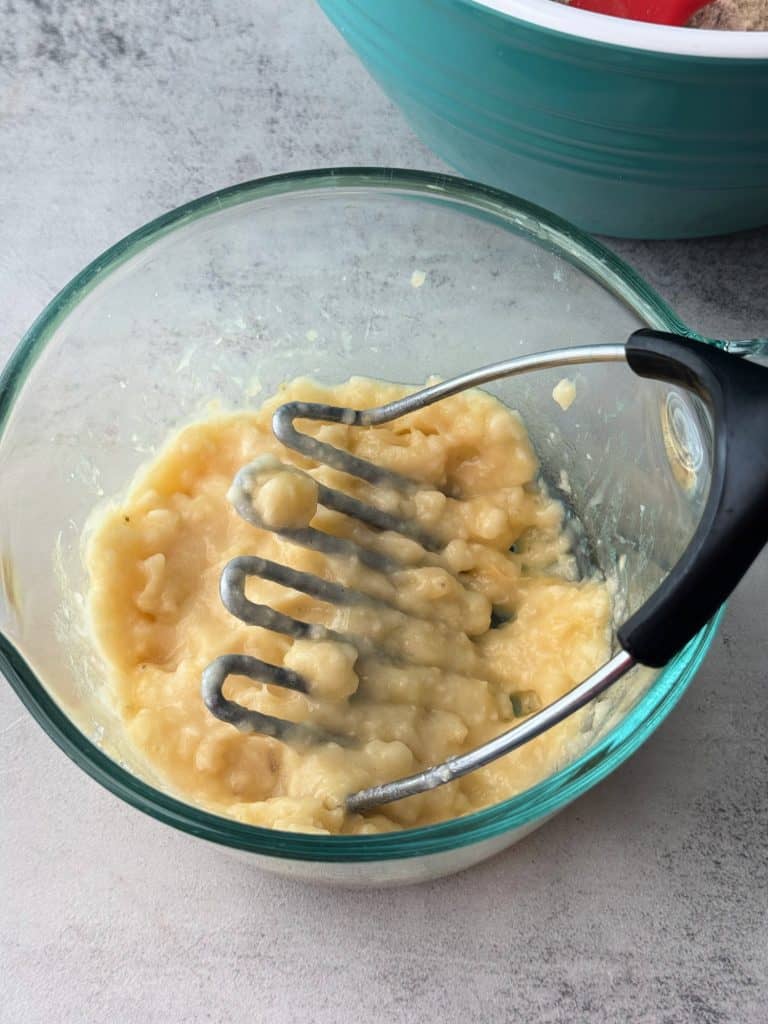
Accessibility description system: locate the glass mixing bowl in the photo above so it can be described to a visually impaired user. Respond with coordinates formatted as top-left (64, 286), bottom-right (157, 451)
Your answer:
top-left (0, 169), bottom-right (721, 885)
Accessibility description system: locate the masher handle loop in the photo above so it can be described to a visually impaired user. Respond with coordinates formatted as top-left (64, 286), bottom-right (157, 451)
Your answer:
top-left (619, 331), bottom-right (768, 667)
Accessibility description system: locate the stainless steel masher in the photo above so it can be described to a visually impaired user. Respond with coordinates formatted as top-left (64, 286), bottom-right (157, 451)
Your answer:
top-left (202, 331), bottom-right (768, 813)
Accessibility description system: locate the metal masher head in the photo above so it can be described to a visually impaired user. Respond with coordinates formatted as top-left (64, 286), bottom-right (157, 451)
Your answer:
top-left (202, 331), bottom-right (768, 813)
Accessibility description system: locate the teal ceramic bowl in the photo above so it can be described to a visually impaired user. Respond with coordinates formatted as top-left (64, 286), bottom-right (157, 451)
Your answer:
top-left (318, 0), bottom-right (768, 238)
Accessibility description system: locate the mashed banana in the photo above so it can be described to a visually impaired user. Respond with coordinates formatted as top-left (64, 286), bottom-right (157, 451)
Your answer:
top-left (86, 377), bottom-right (611, 834)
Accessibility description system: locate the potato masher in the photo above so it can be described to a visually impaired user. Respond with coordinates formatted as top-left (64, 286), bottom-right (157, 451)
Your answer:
top-left (202, 331), bottom-right (768, 813)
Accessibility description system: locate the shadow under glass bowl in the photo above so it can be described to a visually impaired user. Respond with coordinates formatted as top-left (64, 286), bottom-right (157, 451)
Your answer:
top-left (0, 169), bottom-right (723, 885)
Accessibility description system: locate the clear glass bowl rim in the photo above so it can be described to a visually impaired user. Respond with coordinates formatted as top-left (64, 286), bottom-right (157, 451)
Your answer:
top-left (0, 167), bottom-right (722, 863)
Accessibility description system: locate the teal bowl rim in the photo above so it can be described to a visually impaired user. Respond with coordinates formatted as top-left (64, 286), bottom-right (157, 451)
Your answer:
top-left (0, 167), bottom-right (721, 863)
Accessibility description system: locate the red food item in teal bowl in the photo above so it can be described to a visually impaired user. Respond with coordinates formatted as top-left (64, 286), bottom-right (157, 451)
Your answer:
top-left (317, 0), bottom-right (768, 238)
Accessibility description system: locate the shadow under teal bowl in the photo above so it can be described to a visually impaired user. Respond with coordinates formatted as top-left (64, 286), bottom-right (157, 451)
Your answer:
top-left (318, 0), bottom-right (768, 238)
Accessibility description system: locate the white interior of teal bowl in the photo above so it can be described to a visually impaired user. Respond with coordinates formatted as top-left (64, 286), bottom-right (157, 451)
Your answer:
top-left (472, 0), bottom-right (768, 57)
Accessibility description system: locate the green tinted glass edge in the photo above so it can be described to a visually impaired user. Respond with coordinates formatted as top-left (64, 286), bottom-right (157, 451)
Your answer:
top-left (0, 167), bottom-right (716, 862)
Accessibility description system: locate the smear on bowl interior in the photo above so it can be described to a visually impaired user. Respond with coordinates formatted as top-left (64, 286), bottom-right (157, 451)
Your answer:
top-left (552, 378), bottom-right (576, 412)
top-left (85, 377), bottom-right (611, 834)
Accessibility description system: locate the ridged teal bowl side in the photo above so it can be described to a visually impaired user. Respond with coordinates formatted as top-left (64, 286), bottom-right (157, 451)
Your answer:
top-left (319, 0), bottom-right (768, 238)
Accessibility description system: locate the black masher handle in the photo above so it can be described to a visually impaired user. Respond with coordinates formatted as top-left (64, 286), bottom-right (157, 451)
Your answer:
top-left (617, 330), bottom-right (768, 668)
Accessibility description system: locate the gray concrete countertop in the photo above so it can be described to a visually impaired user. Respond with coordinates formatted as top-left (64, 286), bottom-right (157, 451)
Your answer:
top-left (1, 2), bottom-right (766, 1021)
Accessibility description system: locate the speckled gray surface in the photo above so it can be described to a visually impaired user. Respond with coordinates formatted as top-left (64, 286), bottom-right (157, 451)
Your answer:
top-left (1, 2), bottom-right (767, 1021)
